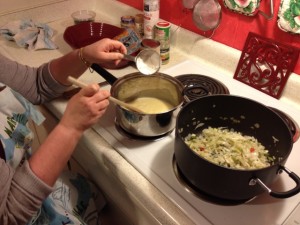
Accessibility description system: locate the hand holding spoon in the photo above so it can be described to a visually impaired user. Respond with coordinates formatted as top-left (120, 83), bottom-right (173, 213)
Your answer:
top-left (67, 76), bottom-right (145, 114)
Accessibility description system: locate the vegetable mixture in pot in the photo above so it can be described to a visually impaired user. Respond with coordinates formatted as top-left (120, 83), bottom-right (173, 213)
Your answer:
top-left (185, 127), bottom-right (275, 169)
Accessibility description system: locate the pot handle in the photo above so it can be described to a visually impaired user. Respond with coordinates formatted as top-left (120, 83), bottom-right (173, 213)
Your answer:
top-left (249, 166), bottom-right (300, 198)
top-left (91, 63), bottom-right (118, 85)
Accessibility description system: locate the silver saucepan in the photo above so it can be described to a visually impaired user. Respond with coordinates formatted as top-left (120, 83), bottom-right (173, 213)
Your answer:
top-left (91, 64), bottom-right (184, 137)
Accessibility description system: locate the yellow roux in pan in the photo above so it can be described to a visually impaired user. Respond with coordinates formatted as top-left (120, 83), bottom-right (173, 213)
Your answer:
top-left (115, 75), bottom-right (181, 114)
top-left (125, 96), bottom-right (174, 114)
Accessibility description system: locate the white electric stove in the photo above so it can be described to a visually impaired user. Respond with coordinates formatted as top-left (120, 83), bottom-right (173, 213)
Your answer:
top-left (92, 60), bottom-right (300, 225)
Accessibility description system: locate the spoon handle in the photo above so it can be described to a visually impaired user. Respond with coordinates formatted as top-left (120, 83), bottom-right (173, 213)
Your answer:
top-left (122, 54), bottom-right (136, 62)
top-left (67, 76), bottom-right (144, 114)
top-left (109, 97), bottom-right (144, 113)
top-left (108, 96), bottom-right (144, 113)
top-left (67, 76), bottom-right (87, 88)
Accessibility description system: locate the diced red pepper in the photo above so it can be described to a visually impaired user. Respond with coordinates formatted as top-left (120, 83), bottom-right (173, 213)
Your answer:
top-left (200, 147), bottom-right (205, 151)
top-left (250, 147), bottom-right (255, 153)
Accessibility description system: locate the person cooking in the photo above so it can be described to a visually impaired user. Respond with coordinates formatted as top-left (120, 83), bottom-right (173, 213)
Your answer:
top-left (0, 38), bottom-right (127, 225)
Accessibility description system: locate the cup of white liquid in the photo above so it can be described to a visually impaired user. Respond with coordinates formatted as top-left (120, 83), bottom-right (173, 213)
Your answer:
top-left (122, 49), bottom-right (161, 75)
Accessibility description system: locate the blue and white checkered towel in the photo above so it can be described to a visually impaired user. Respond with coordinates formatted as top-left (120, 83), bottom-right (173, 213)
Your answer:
top-left (0, 19), bottom-right (57, 50)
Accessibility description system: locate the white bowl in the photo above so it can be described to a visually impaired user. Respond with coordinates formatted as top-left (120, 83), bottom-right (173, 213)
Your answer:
top-left (71, 10), bottom-right (96, 24)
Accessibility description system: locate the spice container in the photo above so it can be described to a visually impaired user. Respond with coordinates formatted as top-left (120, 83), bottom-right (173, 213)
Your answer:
top-left (141, 39), bottom-right (160, 55)
top-left (135, 14), bottom-right (144, 37)
top-left (143, 0), bottom-right (160, 38)
top-left (154, 21), bottom-right (171, 64)
top-left (120, 16), bottom-right (136, 29)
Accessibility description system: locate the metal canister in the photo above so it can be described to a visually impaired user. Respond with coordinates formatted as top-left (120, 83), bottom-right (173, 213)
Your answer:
top-left (141, 38), bottom-right (160, 55)
top-left (154, 21), bottom-right (171, 64)
top-left (135, 14), bottom-right (144, 38)
top-left (120, 15), bottom-right (135, 29)
top-left (143, 0), bottom-right (160, 39)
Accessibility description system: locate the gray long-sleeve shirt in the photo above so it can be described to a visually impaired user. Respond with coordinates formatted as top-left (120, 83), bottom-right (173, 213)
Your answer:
top-left (0, 54), bottom-right (66, 104)
top-left (0, 53), bottom-right (68, 225)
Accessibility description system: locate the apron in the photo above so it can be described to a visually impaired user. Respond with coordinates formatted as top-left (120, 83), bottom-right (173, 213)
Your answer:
top-left (0, 86), bottom-right (105, 225)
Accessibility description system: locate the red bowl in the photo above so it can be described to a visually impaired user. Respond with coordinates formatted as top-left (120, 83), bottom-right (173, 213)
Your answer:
top-left (64, 22), bottom-right (125, 49)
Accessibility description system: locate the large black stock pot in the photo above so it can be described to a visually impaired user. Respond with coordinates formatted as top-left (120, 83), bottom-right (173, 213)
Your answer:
top-left (174, 95), bottom-right (300, 201)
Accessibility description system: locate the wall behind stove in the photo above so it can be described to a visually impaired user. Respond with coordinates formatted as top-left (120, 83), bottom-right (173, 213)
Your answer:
top-left (117, 0), bottom-right (300, 75)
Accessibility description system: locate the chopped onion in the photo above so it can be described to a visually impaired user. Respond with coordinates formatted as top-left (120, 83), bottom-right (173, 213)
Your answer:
top-left (184, 127), bottom-right (275, 169)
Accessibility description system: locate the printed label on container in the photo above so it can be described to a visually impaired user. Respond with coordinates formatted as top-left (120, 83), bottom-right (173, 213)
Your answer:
top-left (143, 0), bottom-right (160, 38)
top-left (154, 21), bottom-right (170, 64)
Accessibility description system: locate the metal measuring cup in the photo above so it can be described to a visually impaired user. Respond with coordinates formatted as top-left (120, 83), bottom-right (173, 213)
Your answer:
top-left (122, 49), bottom-right (161, 75)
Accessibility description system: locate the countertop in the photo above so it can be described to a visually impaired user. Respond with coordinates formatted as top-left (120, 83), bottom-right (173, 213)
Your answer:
top-left (1, 0), bottom-right (300, 224)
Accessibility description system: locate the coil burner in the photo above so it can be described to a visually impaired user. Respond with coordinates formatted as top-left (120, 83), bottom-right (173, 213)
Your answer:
top-left (175, 74), bottom-right (230, 102)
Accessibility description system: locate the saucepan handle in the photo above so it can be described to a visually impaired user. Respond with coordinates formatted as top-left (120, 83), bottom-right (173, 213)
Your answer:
top-left (91, 63), bottom-right (118, 85)
top-left (249, 166), bottom-right (300, 198)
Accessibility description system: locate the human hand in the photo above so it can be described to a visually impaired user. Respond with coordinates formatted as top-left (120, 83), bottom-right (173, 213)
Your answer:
top-left (83, 38), bottom-right (127, 69)
top-left (60, 83), bottom-right (110, 135)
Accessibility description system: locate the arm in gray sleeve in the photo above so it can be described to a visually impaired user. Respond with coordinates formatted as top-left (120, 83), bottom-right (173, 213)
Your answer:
top-left (0, 54), bottom-right (68, 104)
top-left (0, 160), bottom-right (53, 225)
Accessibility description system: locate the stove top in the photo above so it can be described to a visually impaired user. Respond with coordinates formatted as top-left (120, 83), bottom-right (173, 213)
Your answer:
top-left (92, 60), bottom-right (300, 225)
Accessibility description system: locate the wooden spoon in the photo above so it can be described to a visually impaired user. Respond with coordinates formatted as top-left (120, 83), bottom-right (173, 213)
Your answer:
top-left (67, 76), bottom-right (145, 114)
